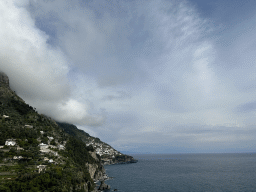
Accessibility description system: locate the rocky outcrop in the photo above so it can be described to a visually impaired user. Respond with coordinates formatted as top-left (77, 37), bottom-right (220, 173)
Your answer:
top-left (86, 163), bottom-right (98, 179)
top-left (73, 183), bottom-right (90, 192)
top-left (0, 72), bottom-right (9, 87)
top-left (86, 160), bottom-right (106, 181)
top-left (98, 180), bottom-right (110, 191)
top-left (89, 151), bottom-right (99, 162)
top-left (94, 169), bottom-right (105, 181)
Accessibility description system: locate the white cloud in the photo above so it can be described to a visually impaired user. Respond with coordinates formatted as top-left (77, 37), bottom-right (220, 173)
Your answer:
top-left (0, 0), bottom-right (104, 126)
top-left (95, 0), bottom-right (256, 152)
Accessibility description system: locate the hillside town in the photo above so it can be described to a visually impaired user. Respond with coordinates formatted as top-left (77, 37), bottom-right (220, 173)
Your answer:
top-left (1, 113), bottom-right (123, 158)
top-left (0, 112), bottom-right (135, 176)
top-left (86, 139), bottom-right (122, 157)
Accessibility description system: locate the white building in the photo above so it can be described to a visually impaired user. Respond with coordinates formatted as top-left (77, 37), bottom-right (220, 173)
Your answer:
top-left (58, 145), bottom-right (65, 150)
top-left (37, 165), bottom-right (47, 173)
top-left (39, 143), bottom-right (49, 150)
top-left (24, 125), bottom-right (33, 128)
top-left (47, 136), bottom-right (54, 140)
top-left (5, 139), bottom-right (16, 146)
top-left (13, 156), bottom-right (23, 160)
top-left (48, 159), bottom-right (54, 163)
top-left (16, 146), bottom-right (24, 150)
top-left (51, 151), bottom-right (58, 156)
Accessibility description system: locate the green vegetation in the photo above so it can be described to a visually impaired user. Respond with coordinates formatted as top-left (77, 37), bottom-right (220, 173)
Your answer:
top-left (66, 137), bottom-right (95, 165)
top-left (0, 81), bottom-right (100, 191)
top-left (10, 98), bottom-right (34, 116)
top-left (1, 165), bottom-right (95, 192)
top-left (57, 122), bottom-right (102, 145)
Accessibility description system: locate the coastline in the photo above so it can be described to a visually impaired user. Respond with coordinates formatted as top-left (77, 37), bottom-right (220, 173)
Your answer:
top-left (93, 157), bottom-right (138, 191)
top-left (101, 154), bottom-right (138, 165)
top-left (93, 153), bottom-right (256, 192)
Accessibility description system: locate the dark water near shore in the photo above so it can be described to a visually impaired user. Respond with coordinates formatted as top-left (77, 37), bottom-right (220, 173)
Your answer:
top-left (104, 153), bottom-right (256, 192)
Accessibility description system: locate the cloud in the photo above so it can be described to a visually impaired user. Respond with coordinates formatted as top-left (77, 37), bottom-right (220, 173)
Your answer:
top-left (95, 0), bottom-right (256, 152)
top-left (1, 0), bottom-right (256, 153)
top-left (236, 101), bottom-right (256, 113)
top-left (29, 0), bottom-right (136, 87)
top-left (105, 123), bottom-right (256, 153)
top-left (0, 0), bottom-right (68, 102)
top-left (0, 0), bottom-right (104, 126)
top-left (102, 91), bottom-right (131, 101)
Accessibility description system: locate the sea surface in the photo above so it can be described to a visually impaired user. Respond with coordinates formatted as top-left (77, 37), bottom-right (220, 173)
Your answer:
top-left (104, 153), bottom-right (256, 192)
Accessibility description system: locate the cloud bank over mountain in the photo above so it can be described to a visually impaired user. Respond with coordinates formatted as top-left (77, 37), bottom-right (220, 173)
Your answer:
top-left (0, 0), bottom-right (105, 126)
top-left (1, 0), bottom-right (256, 153)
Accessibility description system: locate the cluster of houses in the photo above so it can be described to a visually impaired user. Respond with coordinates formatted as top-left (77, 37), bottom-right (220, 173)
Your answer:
top-left (1, 136), bottom-right (65, 173)
top-left (2, 138), bottom-right (65, 150)
top-left (39, 142), bottom-right (65, 153)
top-left (86, 139), bottom-right (121, 157)
top-left (1, 115), bottom-right (122, 174)
top-left (0, 115), bottom-right (67, 173)
top-left (5, 139), bottom-right (16, 146)
top-left (0, 139), bottom-right (23, 150)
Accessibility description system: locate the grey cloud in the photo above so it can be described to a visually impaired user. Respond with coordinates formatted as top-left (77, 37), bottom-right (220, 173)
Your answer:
top-left (109, 124), bottom-right (256, 153)
top-left (236, 101), bottom-right (256, 113)
top-left (152, 83), bottom-right (189, 113)
top-left (29, 0), bottom-right (163, 88)
top-left (102, 91), bottom-right (131, 101)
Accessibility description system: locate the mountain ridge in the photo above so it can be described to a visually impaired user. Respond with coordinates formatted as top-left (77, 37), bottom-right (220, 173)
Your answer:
top-left (0, 72), bottom-right (136, 192)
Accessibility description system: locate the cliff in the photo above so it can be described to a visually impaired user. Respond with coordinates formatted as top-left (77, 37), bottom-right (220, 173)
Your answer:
top-left (0, 72), bottom-right (9, 87)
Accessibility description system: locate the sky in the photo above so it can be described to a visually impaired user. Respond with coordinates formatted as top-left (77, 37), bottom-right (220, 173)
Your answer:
top-left (1, 0), bottom-right (256, 153)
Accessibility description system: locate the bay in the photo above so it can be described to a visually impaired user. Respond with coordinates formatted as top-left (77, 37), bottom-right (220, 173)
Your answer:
top-left (104, 153), bottom-right (256, 192)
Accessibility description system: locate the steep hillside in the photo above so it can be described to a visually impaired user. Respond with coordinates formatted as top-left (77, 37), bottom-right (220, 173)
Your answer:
top-left (57, 122), bottom-right (138, 165)
top-left (0, 72), bottom-right (104, 192)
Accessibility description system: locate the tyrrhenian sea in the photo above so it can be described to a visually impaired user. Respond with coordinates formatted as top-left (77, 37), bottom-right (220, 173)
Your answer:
top-left (104, 153), bottom-right (256, 192)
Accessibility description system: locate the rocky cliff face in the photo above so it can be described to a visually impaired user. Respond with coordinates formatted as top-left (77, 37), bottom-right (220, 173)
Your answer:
top-left (0, 72), bottom-right (9, 87)
top-left (87, 163), bottom-right (98, 179)
top-left (86, 162), bottom-right (105, 181)
top-left (0, 72), bottom-right (25, 104)
top-left (89, 151), bottom-right (99, 161)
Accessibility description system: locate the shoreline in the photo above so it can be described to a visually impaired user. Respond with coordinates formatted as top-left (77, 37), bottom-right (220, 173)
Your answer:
top-left (102, 159), bottom-right (138, 166)
top-left (93, 159), bottom-right (138, 191)
top-left (93, 173), bottom-right (112, 192)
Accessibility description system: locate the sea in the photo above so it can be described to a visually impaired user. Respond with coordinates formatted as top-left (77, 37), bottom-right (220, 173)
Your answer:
top-left (103, 153), bottom-right (256, 192)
